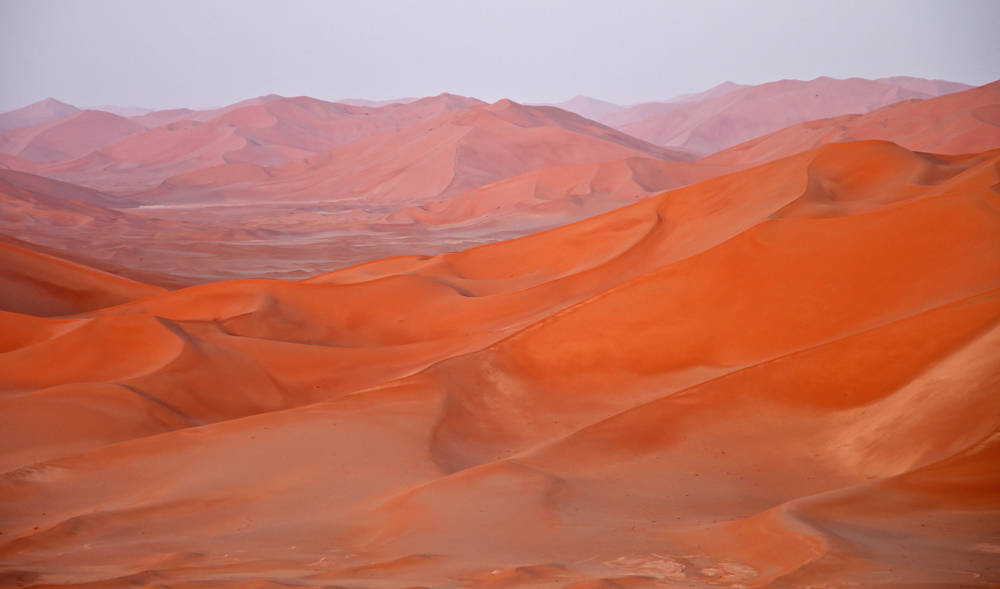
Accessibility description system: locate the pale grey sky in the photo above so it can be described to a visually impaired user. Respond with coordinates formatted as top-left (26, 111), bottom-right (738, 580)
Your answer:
top-left (1, 0), bottom-right (998, 112)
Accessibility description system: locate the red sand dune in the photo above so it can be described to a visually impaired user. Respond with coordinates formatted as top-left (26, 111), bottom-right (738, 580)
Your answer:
top-left (382, 156), bottom-right (732, 231)
top-left (12, 94), bottom-right (484, 193)
top-left (0, 233), bottom-right (186, 290)
top-left (706, 79), bottom-right (1000, 166)
top-left (3, 82), bottom-right (996, 287)
top-left (0, 110), bottom-right (147, 163)
top-left (1, 140), bottom-right (998, 587)
top-left (0, 238), bottom-right (165, 316)
top-left (132, 98), bottom-right (696, 208)
top-left (126, 94), bottom-right (287, 129)
top-left (616, 77), bottom-right (940, 154)
top-left (0, 98), bottom-right (79, 132)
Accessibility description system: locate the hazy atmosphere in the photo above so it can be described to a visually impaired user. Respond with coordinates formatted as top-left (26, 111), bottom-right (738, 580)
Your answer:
top-left (1, 0), bottom-right (999, 111)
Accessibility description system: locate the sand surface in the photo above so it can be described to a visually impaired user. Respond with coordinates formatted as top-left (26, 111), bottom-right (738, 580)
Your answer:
top-left (1, 138), bottom-right (999, 587)
top-left (615, 77), bottom-right (953, 154)
top-left (0, 96), bottom-right (702, 284)
top-left (0, 99), bottom-right (80, 133)
top-left (705, 80), bottom-right (1000, 166)
top-left (0, 78), bottom-right (999, 588)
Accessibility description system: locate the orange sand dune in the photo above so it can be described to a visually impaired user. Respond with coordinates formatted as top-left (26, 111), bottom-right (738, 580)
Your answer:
top-left (0, 239), bottom-right (165, 316)
top-left (0, 98), bottom-right (79, 132)
top-left (616, 77), bottom-right (939, 154)
top-left (22, 94), bottom-right (485, 193)
top-left (382, 156), bottom-right (732, 231)
top-left (1, 140), bottom-right (998, 587)
top-left (0, 110), bottom-right (147, 163)
top-left (705, 79), bottom-right (1000, 166)
top-left (133, 98), bottom-right (695, 208)
top-left (0, 233), bottom-right (187, 290)
top-left (2, 82), bottom-right (995, 288)
top-left (0, 165), bottom-right (504, 283)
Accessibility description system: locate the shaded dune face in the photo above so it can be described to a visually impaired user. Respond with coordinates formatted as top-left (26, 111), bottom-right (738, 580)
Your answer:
top-left (1, 140), bottom-right (999, 587)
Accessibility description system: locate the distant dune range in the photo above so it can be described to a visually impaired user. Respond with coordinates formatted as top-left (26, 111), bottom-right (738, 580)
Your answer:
top-left (0, 78), bottom-right (995, 284)
top-left (612, 77), bottom-right (971, 154)
top-left (1, 136), bottom-right (999, 587)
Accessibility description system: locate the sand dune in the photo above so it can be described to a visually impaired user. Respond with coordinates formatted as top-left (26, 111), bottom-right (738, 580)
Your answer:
top-left (382, 156), bottom-right (731, 231)
top-left (600, 81), bottom-right (751, 127)
top-left (615, 77), bottom-right (940, 154)
top-left (125, 94), bottom-right (287, 128)
top-left (132, 98), bottom-right (695, 207)
top-left (11, 93), bottom-right (484, 193)
top-left (0, 98), bottom-right (79, 132)
top-left (549, 96), bottom-right (626, 121)
top-left (336, 97), bottom-right (420, 108)
top-left (0, 238), bottom-right (165, 316)
top-left (0, 233), bottom-right (187, 290)
top-left (0, 110), bottom-right (147, 163)
top-left (705, 79), bottom-right (1000, 166)
top-left (3, 81), bottom-right (996, 287)
top-left (1, 140), bottom-right (998, 586)
top-left (875, 75), bottom-right (973, 96)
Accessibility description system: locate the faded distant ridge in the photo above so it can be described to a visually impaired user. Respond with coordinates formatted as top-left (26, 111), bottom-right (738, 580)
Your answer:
top-left (0, 98), bottom-right (80, 132)
top-left (337, 97), bottom-right (420, 107)
top-left (548, 96), bottom-right (627, 121)
top-left (600, 82), bottom-right (753, 127)
top-left (875, 75), bottom-right (973, 96)
top-left (705, 80), bottom-right (1000, 166)
top-left (613, 76), bottom-right (971, 154)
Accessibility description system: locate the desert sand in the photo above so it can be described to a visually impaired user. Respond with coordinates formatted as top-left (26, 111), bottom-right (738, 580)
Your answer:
top-left (0, 77), bottom-right (998, 588)
top-left (614, 77), bottom-right (966, 154)
top-left (0, 99), bottom-right (80, 133)
top-left (705, 80), bottom-right (1000, 166)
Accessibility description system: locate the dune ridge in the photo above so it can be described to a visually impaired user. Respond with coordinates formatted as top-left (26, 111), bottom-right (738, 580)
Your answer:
top-left (1, 139), bottom-right (999, 587)
top-left (615, 77), bottom-right (945, 153)
top-left (1, 80), bottom-right (997, 288)
top-left (705, 79), bottom-right (1000, 166)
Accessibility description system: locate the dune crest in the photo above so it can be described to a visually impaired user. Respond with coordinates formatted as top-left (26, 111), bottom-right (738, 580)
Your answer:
top-left (1, 139), bottom-right (998, 587)
top-left (614, 76), bottom-right (954, 154)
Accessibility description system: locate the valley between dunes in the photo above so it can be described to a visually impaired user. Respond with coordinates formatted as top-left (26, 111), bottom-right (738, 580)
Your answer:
top-left (1, 78), bottom-right (999, 588)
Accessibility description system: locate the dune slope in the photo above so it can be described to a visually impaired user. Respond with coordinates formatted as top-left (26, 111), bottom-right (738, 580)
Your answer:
top-left (0, 98), bottom-right (79, 132)
top-left (705, 79), bottom-right (1000, 166)
top-left (1, 140), bottom-right (998, 587)
top-left (616, 77), bottom-right (936, 154)
top-left (15, 94), bottom-right (485, 193)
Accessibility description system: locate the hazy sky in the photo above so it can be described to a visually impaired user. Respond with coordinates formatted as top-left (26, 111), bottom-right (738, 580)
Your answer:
top-left (1, 0), bottom-right (998, 112)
